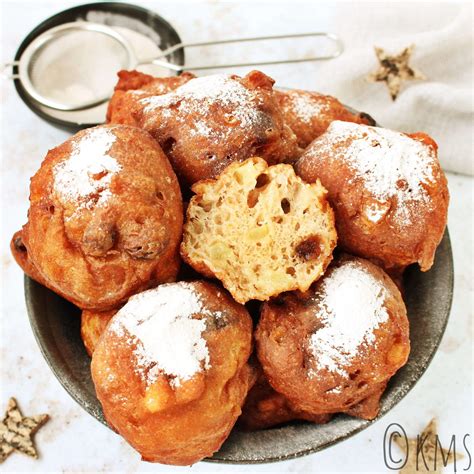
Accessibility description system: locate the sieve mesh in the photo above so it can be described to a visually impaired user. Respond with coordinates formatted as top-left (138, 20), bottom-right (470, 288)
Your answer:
top-left (27, 29), bottom-right (130, 109)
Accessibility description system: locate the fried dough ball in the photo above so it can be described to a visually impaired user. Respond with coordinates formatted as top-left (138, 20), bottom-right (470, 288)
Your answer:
top-left (11, 125), bottom-right (183, 311)
top-left (81, 309), bottom-right (116, 356)
top-left (256, 255), bottom-right (410, 420)
top-left (344, 382), bottom-right (388, 420)
top-left (275, 89), bottom-right (375, 149)
top-left (108, 70), bottom-right (299, 187)
top-left (106, 70), bottom-right (196, 126)
top-left (296, 121), bottom-right (449, 271)
top-left (181, 158), bottom-right (337, 304)
top-left (91, 281), bottom-right (255, 465)
top-left (239, 364), bottom-right (332, 430)
top-left (11, 230), bottom-right (47, 285)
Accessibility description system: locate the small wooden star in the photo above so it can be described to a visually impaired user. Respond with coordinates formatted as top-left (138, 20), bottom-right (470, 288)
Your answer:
top-left (0, 398), bottom-right (49, 463)
top-left (367, 45), bottom-right (426, 100)
top-left (393, 418), bottom-right (463, 474)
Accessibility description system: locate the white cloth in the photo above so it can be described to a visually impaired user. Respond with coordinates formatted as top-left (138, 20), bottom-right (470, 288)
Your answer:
top-left (285, 2), bottom-right (474, 176)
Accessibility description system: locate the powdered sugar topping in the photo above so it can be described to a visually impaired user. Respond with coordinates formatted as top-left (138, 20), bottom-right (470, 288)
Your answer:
top-left (111, 282), bottom-right (220, 387)
top-left (315, 121), bottom-right (436, 224)
top-left (140, 74), bottom-right (263, 139)
top-left (284, 90), bottom-right (328, 122)
top-left (308, 260), bottom-right (389, 378)
top-left (53, 127), bottom-right (121, 211)
top-left (189, 120), bottom-right (214, 139)
top-left (129, 89), bottom-right (147, 96)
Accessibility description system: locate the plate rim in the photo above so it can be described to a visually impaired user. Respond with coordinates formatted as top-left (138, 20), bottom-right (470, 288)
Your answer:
top-left (209, 230), bottom-right (455, 463)
top-left (24, 230), bottom-right (454, 464)
top-left (20, 99), bottom-right (454, 465)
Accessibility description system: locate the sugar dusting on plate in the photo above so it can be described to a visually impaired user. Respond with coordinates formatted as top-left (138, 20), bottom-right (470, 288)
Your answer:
top-left (111, 282), bottom-right (220, 387)
top-left (315, 121), bottom-right (436, 225)
top-left (308, 260), bottom-right (389, 378)
top-left (53, 127), bottom-right (121, 212)
top-left (140, 74), bottom-right (263, 140)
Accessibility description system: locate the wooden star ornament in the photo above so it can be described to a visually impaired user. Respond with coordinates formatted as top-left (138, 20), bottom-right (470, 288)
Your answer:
top-left (367, 45), bottom-right (426, 100)
top-left (0, 398), bottom-right (49, 463)
top-left (393, 418), bottom-right (463, 474)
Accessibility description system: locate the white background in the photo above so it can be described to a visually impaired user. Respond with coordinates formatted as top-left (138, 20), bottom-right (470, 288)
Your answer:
top-left (0, 1), bottom-right (472, 472)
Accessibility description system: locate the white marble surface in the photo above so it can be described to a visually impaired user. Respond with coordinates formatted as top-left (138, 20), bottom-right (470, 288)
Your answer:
top-left (0, 1), bottom-right (472, 472)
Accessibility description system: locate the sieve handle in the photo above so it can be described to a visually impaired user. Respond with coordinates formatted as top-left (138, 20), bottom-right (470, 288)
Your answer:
top-left (1, 61), bottom-right (20, 80)
top-left (143, 32), bottom-right (343, 72)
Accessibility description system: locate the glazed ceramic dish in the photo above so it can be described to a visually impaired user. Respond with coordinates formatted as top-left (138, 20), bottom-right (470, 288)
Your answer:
top-left (25, 230), bottom-right (453, 463)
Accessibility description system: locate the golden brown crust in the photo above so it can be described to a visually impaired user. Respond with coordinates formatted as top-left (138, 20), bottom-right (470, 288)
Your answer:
top-left (255, 255), bottom-right (410, 419)
top-left (181, 157), bottom-right (337, 303)
top-left (276, 89), bottom-right (375, 149)
top-left (13, 125), bottom-right (183, 311)
top-left (106, 71), bottom-right (196, 126)
top-left (109, 70), bottom-right (299, 188)
top-left (344, 382), bottom-right (387, 420)
top-left (296, 124), bottom-right (449, 271)
top-left (91, 281), bottom-right (255, 465)
top-left (80, 309), bottom-right (117, 356)
top-left (239, 364), bottom-right (332, 430)
top-left (10, 230), bottom-right (47, 284)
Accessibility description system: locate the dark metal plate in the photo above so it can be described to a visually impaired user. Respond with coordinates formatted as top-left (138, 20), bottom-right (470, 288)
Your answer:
top-left (25, 231), bottom-right (453, 463)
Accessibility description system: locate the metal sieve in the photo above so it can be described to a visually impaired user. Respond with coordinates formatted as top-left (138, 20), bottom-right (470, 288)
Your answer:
top-left (3, 21), bottom-right (343, 112)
